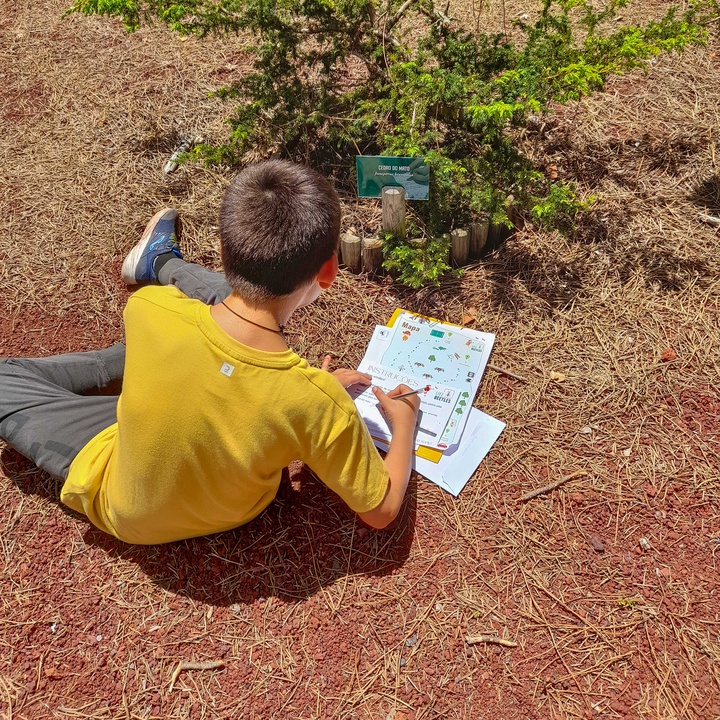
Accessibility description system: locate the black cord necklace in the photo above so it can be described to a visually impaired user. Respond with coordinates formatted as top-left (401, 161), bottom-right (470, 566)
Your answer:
top-left (220, 301), bottom-right (286, 338)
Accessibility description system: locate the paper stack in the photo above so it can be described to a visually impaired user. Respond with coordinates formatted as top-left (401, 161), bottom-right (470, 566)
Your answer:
top-left (350, 309), bottom-right (505, 496)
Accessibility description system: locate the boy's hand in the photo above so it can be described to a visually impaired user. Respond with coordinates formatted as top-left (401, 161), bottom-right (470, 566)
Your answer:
top-left (372, 384), bottom-right (420, 429)
top-left (321, 355), bottom-right (372, 389)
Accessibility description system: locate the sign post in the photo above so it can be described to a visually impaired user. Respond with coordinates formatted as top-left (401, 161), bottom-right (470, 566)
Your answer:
top-left (382, 187), bottom-right (406, 237)
top-left (353, 155), bottom-right (430, 272)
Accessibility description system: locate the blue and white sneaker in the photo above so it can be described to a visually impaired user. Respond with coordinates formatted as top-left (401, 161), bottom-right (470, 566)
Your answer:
top-left (121, 208), bottom-right (183, 284)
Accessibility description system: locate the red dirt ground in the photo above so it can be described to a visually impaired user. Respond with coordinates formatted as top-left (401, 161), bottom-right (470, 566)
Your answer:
top-left (2, 294), bottom-right (719, 719)
top-left (2, 1), bottom-right (719, 719)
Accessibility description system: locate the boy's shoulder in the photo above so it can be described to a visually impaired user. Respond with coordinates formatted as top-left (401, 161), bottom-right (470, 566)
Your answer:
top-left (126, 288), bottom-right (359, 416)
top-left (124, 285), bottom-right (201, 319)
top-left (292, 363), bottom-right (359, 416)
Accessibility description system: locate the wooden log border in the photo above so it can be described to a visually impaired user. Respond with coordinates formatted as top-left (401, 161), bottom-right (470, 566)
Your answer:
top-left (361, 237), bottom-right (383, 274)
top-left (339, 232), bottom-right (362, 272)
top-left (339, 199), bottom-right (519, 273)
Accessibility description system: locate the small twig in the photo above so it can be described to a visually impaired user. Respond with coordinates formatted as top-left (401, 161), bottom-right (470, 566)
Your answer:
top-left (519, 470), bottom-right (588, 502)
top-left (180, 660), bottom-right (225, 671)
top-left (487, 362), bottom-right (529, 383)
top-left (698, 212), bottom-right (720, 227)
top-left (386, 0), bottom-right (417, 31)
top-left (58, 709), bottom-right (110, 717)
top-left (374, 28), bottom-right (401, 48)
top-left (0, 676), bottom-right (13, 720)
top-left (466, 634), bottom-right (518, 647)
top-left (417, 5), bottom-right (452, 25)
top-left (169, 660), bottom-right (225, 691)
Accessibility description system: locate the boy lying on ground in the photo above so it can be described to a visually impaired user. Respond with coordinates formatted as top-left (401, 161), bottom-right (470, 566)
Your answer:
top-left (0, 160), bottom-right (419, 544)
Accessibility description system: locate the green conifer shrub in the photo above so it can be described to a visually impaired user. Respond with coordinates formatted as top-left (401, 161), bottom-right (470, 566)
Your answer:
top-left (70, 0), bottom-right (717, 286)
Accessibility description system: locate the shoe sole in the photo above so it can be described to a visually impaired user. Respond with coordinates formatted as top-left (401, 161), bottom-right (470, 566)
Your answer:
top-left (121, 207), bottom-right (175, 285)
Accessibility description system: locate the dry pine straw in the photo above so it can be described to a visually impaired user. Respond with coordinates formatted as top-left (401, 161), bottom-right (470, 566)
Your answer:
top-left (1, 0), bottom-right (720, 718)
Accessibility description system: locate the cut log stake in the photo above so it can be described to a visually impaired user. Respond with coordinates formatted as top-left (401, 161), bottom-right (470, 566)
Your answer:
top-left (382, 187), bottom-right (406, 238)
top-left (505, 194), bottom-right (518, 229)
top-left (340, 232), bottom-right (362, 273)
top-left (488, 196), bottom-right (518, 248)
top-left (469, 218), bottom-right (489, 256)
top-left (487, 221), bottom-right (502, 248)
top-left (361, 237), bottom-right (384, 273)
top-left (440, 232), bottom-right (452, 265)
top-left (450, 228), bottom-right (469, 266)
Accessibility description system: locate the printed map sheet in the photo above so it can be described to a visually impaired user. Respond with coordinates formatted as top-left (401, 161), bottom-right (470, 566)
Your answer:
top-left (355, 313), bottom-right (495, 451)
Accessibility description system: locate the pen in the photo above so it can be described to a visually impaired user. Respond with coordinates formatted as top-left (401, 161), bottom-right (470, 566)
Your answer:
top-left (392, 385), bottom-right (431, 400)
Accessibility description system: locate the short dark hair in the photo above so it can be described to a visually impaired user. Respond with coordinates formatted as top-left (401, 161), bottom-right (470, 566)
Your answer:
top-left (219, 160), bottom-right (341, 301)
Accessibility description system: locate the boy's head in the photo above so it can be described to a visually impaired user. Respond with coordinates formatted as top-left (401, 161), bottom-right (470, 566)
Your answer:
top-left (219, 160), bottom-right (341, 302)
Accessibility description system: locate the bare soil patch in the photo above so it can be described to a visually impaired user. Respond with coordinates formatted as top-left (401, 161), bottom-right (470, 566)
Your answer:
top-left (1, 1), bottom-right (719, 718)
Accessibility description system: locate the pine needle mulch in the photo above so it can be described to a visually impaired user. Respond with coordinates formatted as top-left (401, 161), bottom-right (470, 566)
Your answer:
top-left (1, 0), bottom-right (719, 718)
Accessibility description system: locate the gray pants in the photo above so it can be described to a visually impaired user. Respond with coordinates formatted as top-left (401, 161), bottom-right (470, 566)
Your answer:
top-left (0, 259), bottom-right (231, 480)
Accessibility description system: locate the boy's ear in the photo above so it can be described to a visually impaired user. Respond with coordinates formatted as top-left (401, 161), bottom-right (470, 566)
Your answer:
top-left (317, 252), bottom-right (339, 289)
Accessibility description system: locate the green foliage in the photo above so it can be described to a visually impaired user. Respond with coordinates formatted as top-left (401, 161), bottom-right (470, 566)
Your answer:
top-left (618, 597), bottom-right (638, 608)
top-left (70, 0), bottom-right (717, 286)
top-left (382, 232), bottom-right (453, 289)
top-left (532, 184), bottom-right (596, 230)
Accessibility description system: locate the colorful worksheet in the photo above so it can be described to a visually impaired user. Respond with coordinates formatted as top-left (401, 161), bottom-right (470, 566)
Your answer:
top-left (357, 313), bottom-right (495, 450)
top-left (352, 312), bottom-right (503, 496)
top-left (349, 364), bottom-right (458, 449)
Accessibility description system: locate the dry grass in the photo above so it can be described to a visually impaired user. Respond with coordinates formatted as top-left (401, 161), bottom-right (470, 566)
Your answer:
top-left (1, 0), bottom-right (720, 718)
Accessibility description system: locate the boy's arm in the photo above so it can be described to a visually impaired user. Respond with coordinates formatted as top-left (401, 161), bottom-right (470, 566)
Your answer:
top-left (320, 354), bottom-right (372, 389)
top-left (358, 385), bottom-right (419, 529)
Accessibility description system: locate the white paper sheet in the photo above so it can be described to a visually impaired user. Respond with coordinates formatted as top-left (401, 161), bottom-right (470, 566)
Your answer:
top-left (373, 408), bottom-right (506, 496)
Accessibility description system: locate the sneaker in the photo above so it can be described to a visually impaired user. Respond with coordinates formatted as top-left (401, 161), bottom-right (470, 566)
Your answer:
top-left (121, 208), bottom-right (183, 284)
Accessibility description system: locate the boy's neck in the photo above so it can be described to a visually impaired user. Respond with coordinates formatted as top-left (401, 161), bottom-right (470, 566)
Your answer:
top-left (209, 291), bottom-right (305, 352)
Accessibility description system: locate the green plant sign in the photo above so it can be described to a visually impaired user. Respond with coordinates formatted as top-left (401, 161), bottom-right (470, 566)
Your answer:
top-left (356, 156), bottom-right (429, 200)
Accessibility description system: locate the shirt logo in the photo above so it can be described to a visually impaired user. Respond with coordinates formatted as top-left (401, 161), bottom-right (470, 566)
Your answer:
top-left (220, 362), bottom-right (235, 377)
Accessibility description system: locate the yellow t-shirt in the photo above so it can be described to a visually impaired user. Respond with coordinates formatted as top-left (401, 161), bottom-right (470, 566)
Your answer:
top-left (61, 286), bottom-right (389, 544)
